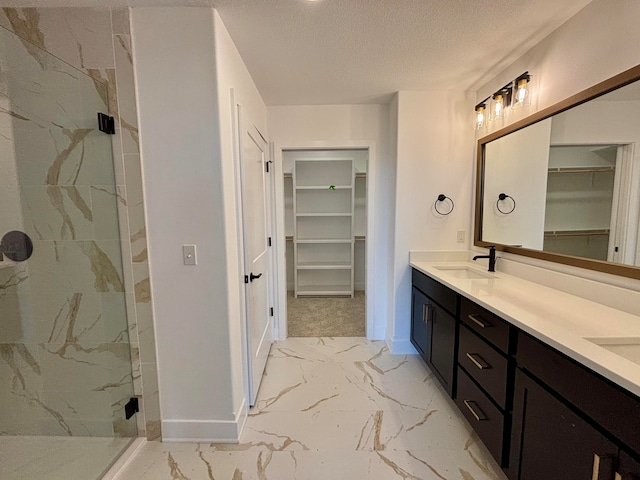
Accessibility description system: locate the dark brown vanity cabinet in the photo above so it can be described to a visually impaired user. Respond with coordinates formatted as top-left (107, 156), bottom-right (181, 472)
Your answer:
top-left (509, 369), bottom-right (619, 480)
top-left (411, 270), bottom-right (458, 397)
top-left (410, 268), bottom-right (640, 479)
top-left (508, 332), bottom-right (640, 480)
top-left (618, 451), bottom-right (640, 479)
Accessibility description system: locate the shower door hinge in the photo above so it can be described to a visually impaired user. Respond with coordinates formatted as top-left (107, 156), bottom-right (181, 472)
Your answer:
top-left (270, 307), bottom-right (274, 317)
top-left (97, 113), bottom-right (115, 134)
top-left (125, 397), bottom-right (139, 420)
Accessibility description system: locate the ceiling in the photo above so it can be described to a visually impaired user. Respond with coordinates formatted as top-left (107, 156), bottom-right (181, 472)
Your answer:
top-left (3, 0), bottom-right (593, 105)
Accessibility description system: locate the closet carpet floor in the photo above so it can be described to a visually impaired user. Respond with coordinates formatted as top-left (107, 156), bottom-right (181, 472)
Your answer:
top-left (287, 291), bottom-right (365, 337)
top-left (115, 337), bottom-right (506, 480)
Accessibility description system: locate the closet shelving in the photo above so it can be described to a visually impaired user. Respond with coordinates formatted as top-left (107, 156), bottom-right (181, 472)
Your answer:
top-left (293, 157), bottom-right (355, 297)
top-left (543, 145), bottom-right (617, 261)
top-left (547, 166), bottom-right (615, 174)
top-left (543, 228), bottom-right (610, 238)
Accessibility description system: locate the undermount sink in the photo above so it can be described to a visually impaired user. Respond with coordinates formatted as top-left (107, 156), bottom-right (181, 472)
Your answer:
top-left (434, 266), bottom-right (494, 280)
top-left (585, 337), bottom-right (640, 367)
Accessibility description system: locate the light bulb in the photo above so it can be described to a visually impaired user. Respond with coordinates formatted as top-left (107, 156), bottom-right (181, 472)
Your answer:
top-left (494, 94), bottom-right (503, 118)
top-left (476, 106), bottom-right (485, 129)
top-left (516, 79), bottom-right (528, 104)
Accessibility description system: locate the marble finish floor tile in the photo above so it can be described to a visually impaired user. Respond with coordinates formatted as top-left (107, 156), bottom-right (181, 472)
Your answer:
top-left (116, 337), bottom-right (508, 480)
top-left (0, 435), bottom-right (134, 480)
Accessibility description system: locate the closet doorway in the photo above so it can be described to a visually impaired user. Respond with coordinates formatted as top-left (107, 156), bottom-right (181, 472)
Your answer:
top-left (282, 149), bottom-right (368, 337)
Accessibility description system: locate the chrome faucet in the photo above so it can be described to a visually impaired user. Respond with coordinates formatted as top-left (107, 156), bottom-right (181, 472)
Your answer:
top-left (473, 246), bottom-right (497, 272)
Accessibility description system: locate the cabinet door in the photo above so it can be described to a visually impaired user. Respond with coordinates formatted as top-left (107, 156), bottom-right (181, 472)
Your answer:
top-left (618, 451), bottom-right (640, 480)
top-left (410, 287), bottom-right (430, 359)
top-left (509, 369), bottom-right (618, 480)
top-left (428, 302), bottom-right (456, 397)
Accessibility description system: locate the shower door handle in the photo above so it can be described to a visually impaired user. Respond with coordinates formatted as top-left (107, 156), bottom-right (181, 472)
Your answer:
top-left (0, 231), bottom-right (33, 262)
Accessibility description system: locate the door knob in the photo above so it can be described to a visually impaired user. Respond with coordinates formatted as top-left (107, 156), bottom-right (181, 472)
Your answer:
top-left (249, 272), bottom-right (262, 282)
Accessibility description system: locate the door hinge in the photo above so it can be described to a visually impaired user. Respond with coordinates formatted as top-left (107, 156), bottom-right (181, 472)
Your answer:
top-left (97, 113), bottom-right (115, 134)
top-left (265, 160), bottom-right (273, 173)
top-left (270, 307), bottom-right (274, 317)
top-left (268, 237), bottom-right (272, 247)
top-left (615, 246), bottom-right (619, 252)
top-left (125, 397), bottom-right (139, 420)
top-left (244, 275), bottom-right (249, 284)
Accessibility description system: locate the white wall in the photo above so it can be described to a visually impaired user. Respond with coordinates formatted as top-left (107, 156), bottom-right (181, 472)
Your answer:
top-left (132, 7), bottom-right (266, 441)
top-left (550, 100), bottom-right (640, 145)
top-left (482, 119), bottom-right (552, 249)
top-left (473, 0), bottom-right (640, 296)
top-left (390, 91), bottom-right (475, 353)
top-left (212, 8), bottom-right (268, 433)
top-left (268, 105), bottom-right (393, 339)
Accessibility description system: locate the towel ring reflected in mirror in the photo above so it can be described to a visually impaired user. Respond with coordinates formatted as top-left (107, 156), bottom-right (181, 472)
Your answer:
top-left (496, 193), bottom-right (516, 214)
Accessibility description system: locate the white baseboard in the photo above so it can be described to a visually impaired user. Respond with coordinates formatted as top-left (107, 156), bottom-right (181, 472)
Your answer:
top-left (162, 397), bottom-right (247, 443)
top-left (103, 437), bottom-right (146, 480)
top-left (387, 337), bottom-right (418, 355)
top-left (161, 419), bottom-right (241, 443)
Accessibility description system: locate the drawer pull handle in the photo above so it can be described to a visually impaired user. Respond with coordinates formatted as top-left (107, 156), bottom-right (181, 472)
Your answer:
top-left (463, 400), bottom-right (487, 421)
top-left (591, 454), bottom-right (600, 480)
top-left (466, 353), bottom-right (491, 370)
top-left (422, 304), bottom-right (427, 323)
top-left (468, 314), bottom-right (491, 328)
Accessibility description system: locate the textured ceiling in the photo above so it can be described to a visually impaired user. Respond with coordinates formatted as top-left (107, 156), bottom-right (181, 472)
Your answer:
top-left (212, 0), bottom-right (593, 105)
top-left (3, 0), bottom-right (593, 105)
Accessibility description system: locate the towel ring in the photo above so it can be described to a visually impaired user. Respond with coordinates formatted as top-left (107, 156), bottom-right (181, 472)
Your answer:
top-left (434, 194), bottom-right (454, 216)
top-left (496, 193), bottom-right (516, 214)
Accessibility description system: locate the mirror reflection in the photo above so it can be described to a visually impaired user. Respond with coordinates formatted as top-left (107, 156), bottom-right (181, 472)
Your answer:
top-left (480, 80), bottom-right (640, 267)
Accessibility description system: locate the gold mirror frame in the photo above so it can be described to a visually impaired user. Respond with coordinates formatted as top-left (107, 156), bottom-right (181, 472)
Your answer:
top-left (474, 64), bottom-right (640, 280)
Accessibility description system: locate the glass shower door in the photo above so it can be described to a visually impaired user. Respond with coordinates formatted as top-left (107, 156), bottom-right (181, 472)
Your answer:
top-left (0, 24), bottom-right (136, 480)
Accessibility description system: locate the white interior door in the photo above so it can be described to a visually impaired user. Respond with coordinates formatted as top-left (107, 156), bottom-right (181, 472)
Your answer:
top-left (238, 107), bottom-right (272, 405)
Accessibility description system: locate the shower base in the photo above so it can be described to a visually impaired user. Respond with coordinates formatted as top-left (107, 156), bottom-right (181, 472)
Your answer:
top-left (0, 435), bottom-right (134, 480)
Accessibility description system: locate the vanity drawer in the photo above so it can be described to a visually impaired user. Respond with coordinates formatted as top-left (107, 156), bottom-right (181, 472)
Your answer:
top-left (458, 324), bottom-right (509, 409)
top-left (412, 268), bottom-right (458, 316)
top-left (455, 368), bottom-right (505, 465)
top-left (460, 297), bottom-right (511, 353)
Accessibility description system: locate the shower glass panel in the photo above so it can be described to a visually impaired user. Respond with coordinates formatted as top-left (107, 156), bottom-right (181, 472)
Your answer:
top-left (0, 25), bottom-right (136, 480)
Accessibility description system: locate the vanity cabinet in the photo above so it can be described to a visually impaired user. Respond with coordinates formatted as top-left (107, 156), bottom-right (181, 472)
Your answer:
top-left (618, 451), bottom-right (640, 479)
top-left (509, 368), bottom-right (619, 480)
top-left (508, 331), bottom-right (640, 480)
top-left (410, 268), bottom-right (640, 479)
top-left (411, 269), bottom-right (458, 397)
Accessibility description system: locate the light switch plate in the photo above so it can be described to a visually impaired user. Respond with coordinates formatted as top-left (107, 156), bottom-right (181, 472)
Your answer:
top-left (183, 245), bottom-right (197, 265)
top-left (457, 230), bottom-right (465, 243)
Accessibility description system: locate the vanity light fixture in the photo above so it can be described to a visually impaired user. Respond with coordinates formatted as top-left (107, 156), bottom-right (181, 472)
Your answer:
top-left (512, 72), bottom-right (531, 108)
top-left (475, 101), bottom-right (488, 130)
top-left (475, 71), bottom-right (533, 126)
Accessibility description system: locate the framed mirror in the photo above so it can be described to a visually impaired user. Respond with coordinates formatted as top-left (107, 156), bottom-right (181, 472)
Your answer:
top-left (475, 64), bottom-right (640, 280)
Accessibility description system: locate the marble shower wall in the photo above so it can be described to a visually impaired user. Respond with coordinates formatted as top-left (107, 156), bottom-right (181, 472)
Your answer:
top-left (0, 7), bottom-right (160, 440)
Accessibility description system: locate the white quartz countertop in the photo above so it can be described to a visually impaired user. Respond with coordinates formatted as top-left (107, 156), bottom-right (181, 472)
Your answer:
top-left (410, 259), bottom-right (640, 398)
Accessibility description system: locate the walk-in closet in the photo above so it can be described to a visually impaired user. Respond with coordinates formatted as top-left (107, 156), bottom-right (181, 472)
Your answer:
top-left (283, 149), bottom-right (367, 336)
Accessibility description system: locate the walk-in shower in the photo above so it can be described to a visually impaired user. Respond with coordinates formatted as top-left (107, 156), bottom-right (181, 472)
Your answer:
top-left (0, 23), bottom-right (137, 480)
